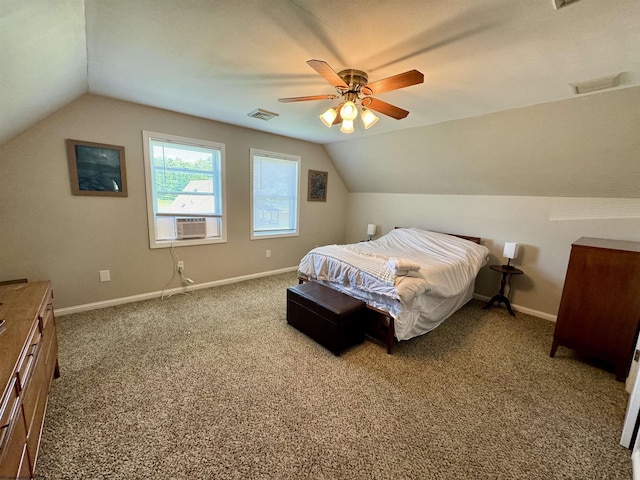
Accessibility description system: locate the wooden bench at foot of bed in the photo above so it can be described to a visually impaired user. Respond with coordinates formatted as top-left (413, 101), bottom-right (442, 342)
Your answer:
top-left (297, 278), bottom-right (397, 354)
top-left (287, 281), bottom-right (368, 355)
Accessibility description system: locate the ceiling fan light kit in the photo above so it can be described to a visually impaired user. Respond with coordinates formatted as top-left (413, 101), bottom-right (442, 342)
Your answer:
top-left (279, 59), bottom-right (424, 134)
top-left (340, 100), bottom-right (358, 121)
top-left (340, 119), bottom-right (355, 134)
top-left (361, 108), bottom-right (379, 129)
top-left (319, 107), bottom-right (338, 127)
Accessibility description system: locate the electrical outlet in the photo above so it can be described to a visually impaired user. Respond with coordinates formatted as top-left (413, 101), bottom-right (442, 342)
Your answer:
top-left (266, 250), bottom-right (271, 258)
top-left (99, 270), bottom-right (110, 282)
top-left (177, 261), bottom-right (184, 272)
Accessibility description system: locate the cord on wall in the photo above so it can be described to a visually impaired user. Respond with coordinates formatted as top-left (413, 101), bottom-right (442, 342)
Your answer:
top-left (160, 244), bottom-right (194, 299)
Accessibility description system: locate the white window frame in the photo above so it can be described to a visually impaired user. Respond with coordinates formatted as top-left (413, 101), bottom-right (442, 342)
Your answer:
top-left (250, 148), bottom-right (300, 240)
top-left (142, 131), bottom-right (227, 249)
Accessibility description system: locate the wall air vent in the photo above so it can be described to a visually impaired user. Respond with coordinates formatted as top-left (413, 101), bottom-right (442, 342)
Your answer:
top-left (569, 73), bottom-right (621, 95)
top-left (553, 0), bottom-right (582, 9)
top-left (247, 109), bottom-right (279, 121)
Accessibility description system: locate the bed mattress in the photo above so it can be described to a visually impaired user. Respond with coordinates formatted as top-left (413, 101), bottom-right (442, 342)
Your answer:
top-left (297, 228), bottom-right (489, 341)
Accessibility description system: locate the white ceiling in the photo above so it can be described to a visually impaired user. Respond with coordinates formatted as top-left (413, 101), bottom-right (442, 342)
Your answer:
top-left (1, 0), bottom-right (639, 146)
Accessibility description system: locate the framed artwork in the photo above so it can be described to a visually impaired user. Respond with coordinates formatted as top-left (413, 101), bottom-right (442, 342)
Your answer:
top-left (307, 170), bottom-right (328, 202)
top-left (66, 139), bottom-right (127, 196)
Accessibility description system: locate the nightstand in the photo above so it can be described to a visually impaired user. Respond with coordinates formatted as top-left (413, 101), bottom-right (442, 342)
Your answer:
top-left (483, 265), bottom-right (523, 316)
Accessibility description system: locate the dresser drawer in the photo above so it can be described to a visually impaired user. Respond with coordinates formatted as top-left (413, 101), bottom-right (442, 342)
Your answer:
top-left (22, 346), bottom-right (46, 443)
top-left (0, 379), bottom-right (20, 456)
top-left (0, 379), bottom-right (28, 477)
top-left (23, 342), bottom-right (49, 468)
top-left (15, 326), bottom-right (41, 393)
top-left (25, 290), bottom-right (56, 470)
top-left (0, 418), bottom-right (30, 479)
top-left (25, 387), bottom-right (47, 470)
top-left (41, 304), bottom-right (58, 382)
top-left (38, 288), bottom-right (54, 333)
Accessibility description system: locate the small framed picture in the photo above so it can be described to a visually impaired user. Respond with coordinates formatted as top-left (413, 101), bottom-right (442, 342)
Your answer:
top-left (66, 139), bottom-right (127, 196)
top-left (307, 170), bottom-right (328, 202)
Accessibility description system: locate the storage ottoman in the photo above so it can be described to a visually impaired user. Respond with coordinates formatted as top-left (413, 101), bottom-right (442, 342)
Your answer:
top-left (287, 282), bottom-right (367, 355)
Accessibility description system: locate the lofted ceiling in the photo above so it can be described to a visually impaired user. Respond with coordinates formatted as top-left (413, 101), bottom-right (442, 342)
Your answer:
top-left (1, 0), bottom-right (639, 147)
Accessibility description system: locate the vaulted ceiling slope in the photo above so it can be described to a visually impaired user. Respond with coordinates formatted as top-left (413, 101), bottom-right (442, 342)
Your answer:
top-left (1, 0), bottom-right (87, 145)
top-left (1, 0), bottom-right (639, 147)
top-left (325, 85), bottom-right (640, 197)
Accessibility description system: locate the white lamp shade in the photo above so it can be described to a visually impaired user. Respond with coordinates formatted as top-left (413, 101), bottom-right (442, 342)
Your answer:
top-left (319, 108), bottom-right (337, 127)
top-left (503, 242), bottom-right (520, 260)
top-left (340, 119), bottom-right (354, 133)
top-left (361, 108), bottom-right (379, 129)
top-left (340, 101), bottom-right (358, 121)
top-left (367, 224), bottom-right (376, 236)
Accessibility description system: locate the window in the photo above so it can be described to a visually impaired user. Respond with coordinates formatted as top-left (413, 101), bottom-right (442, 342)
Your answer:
top-left (143, 131), bottom-right (226, 248)
top-left (251, 149), bottom-right (300, 239)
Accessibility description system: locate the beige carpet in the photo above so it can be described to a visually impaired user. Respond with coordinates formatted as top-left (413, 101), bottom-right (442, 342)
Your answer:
top-left (37, 272), bottom-right (631, 479)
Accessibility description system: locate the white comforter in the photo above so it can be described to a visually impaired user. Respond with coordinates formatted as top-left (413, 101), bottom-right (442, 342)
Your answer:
top-left (297, 228), bottom-right (489, 341)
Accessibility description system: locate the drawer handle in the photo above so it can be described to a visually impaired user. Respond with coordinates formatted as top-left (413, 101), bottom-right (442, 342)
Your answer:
top-left (18, 341), bottom-right (41, 391)
top-left (0, 389), bottom-right (20, 452)
top-left (0, 415), bottom-right (16, 452)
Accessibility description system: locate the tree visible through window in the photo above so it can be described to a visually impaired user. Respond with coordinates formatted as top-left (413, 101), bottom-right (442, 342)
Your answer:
top-left (143, 131), bottom-right (226, 248)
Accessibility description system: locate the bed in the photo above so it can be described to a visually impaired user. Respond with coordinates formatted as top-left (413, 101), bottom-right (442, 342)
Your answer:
top-left (297, 227), bottom-right (489, 353)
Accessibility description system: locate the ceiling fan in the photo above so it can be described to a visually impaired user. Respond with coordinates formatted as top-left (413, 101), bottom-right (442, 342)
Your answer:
top-left (278, 59), bottom-right (424, 133)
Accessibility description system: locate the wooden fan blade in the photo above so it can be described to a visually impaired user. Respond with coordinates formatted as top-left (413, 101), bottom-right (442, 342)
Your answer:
top-left (307, 59), bottom-right (349, 89)
top-left (362, 70), bottom-right (424, 95)
top-left (332, 103), bottom-right (344, 125)
top-left (278, 94), bottom-right (338, 102)
top-left (363, 98), bottom-right (410, 119)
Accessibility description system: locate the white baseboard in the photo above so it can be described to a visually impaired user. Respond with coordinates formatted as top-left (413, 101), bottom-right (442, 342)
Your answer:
top-left (472, 293), bottom-right (557, 322)
top-left (55, 270), bottom-right (557, 323)
top-left (55, 266), bottom-right (299, 317)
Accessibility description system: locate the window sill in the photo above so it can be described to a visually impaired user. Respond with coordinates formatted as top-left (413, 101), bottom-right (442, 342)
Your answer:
top-left (150, 237), bottom-right (227, 249)
top-left (251, 232), bottom-right (299, 240)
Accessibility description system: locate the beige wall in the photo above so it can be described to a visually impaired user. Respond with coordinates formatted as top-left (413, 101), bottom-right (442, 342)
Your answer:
top-left (346, 194), bottom-right (640, 318)
top-left (3, 89), bottom-right (639, 317)
top-left (0, 94), bottom-right (348, 308)
top-left (330, 86), bottom-right (640, 319)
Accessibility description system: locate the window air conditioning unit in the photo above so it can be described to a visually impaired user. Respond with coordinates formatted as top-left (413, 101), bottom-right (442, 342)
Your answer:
top-left (176, 217), bottom-right (207, 239)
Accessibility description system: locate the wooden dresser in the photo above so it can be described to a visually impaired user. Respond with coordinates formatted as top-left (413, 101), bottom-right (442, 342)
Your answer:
top-left (550, 237), bottom-right (640, 381)
top-left (0, 281), bottom-right (59, 478)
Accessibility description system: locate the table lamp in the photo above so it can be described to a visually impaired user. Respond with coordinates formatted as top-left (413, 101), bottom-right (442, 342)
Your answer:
top-left (503, 242), bottom-right (519, 269)
top-left (367, 224), bottom-right (376, 241)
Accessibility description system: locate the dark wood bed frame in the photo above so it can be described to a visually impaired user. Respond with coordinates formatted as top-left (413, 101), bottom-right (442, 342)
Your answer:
top-left (299, 230), bottom-right (483, 354)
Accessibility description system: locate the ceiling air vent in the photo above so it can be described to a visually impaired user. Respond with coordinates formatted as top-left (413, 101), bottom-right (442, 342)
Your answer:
top-left (553, 0), bottom-right (582, 9)
top-left (247, 109), bottom-right (279, 121)
top-left (569, 74), bottom-right (621, 95)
